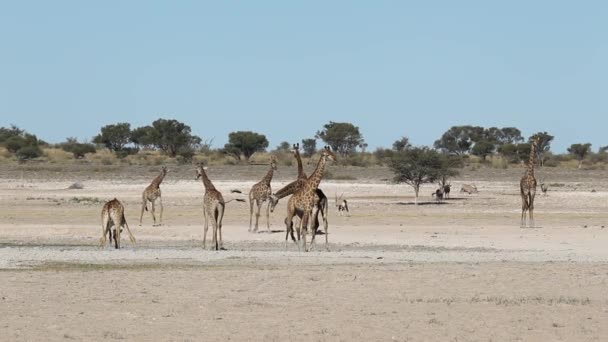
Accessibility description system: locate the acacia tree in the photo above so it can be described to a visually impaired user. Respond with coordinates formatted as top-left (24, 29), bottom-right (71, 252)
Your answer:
top-left (471, 140), bottom-right (495, 161)
top-left (568, 143), bottom-right (592, 169)
top-left (147, 119), bottom-right (201, 157)
top-left (315, 121), bottom-right (364, 156)
top-left (301, 138), bottom-right (317, 157)
top-left (93, 123), bottom-right (131, 152)
top-left (392, 137), bottom-right (411, 152)
top-left (223, 131), bottom-right (269, 161)
top-left (388, 147), bottom-right (457, 204)
top-left (433, 125), bottom-right (484, 155)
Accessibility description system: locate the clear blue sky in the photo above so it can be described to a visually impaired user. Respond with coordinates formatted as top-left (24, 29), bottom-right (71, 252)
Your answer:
top-left (1, 1), bottom-right (607, 152)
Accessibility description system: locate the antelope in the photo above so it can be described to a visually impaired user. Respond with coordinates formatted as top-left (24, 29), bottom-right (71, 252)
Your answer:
top-left (335, 193), bottom-right (349, 216)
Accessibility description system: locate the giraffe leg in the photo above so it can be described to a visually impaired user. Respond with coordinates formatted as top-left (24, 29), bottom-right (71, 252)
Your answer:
top-left (301, 212), bottom-right (309, 252)
top-left (248, 197), bottom-right (254, 232)
top-left (211, 208), bottom-right (219, 251)
top-left (520, 194), bottom-right (527, 228)
top-left (202, 205), bottom-right (209, 249)
top-left (100, 210), bottom-right (108, 248)
top-left (254, 199), bottom-right (263, 233)
top-left (123, 216), bottom-right (136, 244)
top-left (139, 197), bottom-right (146, 226)
top-left (309, 207), bottom-right (319, 252)
top-left (265, 200), bottom-right (271, 233)
top-left (217, 204), bottom-right (225, 250)
top-left (159, 196), bottom-right (163, 226)
top-left (529, 193), bottom-right (535, 228)
top-left (151, 200), bottom-right (157, 226)
top-left (323, 201), bottom-right (329, 251)
top-left (114, 218), bottom-right (121, 249)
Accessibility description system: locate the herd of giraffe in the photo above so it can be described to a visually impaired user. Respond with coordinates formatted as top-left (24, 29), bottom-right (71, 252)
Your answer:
top-left (100, 138), bottom-right (541, 252)
top-left (100, 144), bottom-right (337, 252)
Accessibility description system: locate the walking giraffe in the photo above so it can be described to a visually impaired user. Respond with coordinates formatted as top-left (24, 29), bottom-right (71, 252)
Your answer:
top-left (248, 156), bottom-right (278, 233)
top-left (139, 166), bottom-right (167, 226)
top-left (99, 198), bottom-right (136, 249)
top-left (520, 137), bottom-right (539, 228)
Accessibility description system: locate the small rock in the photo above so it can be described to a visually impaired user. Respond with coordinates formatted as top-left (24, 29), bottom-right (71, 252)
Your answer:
top-left (68, 182), bottom-right (84, 190)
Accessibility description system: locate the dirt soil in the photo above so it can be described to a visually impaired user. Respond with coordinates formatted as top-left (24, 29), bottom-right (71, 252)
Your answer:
top-left (1, 164), bottom-right (608, 341)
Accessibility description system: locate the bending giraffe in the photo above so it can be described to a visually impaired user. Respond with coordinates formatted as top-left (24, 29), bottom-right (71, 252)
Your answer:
top-left (248, 156), bottom-right (278, 233)
top-left (285, 146), bottom-right (336, 252)
top-left (99, 198), bottom-right (136, 249)
top-left (140, 166), bottom-right (167, 226)
top-left (520, 137), bottom-right (539, 228)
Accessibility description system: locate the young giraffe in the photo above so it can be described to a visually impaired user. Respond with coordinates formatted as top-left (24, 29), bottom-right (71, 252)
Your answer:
top-left (285, 146), bottom-right (336, 252)
top-left (248, 156), bottom-right (278, 233)
top-left (520, 137), bottom-right (539, 228)
top-left (139, 166), bottom-right (167, 226)
top-left (269, 144), bottom-right (328, 239)
top-left (99, 198), bottom-right (136, 249)
top-left (195, 164), bottom-right (227, 250)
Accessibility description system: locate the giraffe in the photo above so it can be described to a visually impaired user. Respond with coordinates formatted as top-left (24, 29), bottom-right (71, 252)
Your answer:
top-left (194, 164), bottom-right (229, 250)
top-left (139, 166), bottom-right (167, 226)
top-left (285, 146), bottom-right (336, 252)
top-left (520, 137), bottom-right (539, 228)
top-left (99, 198), bottom-right (136, 249)
top-left (269, 144), bottom-right (329, 240)
top-left (248, 156), bottom-right (278, 233)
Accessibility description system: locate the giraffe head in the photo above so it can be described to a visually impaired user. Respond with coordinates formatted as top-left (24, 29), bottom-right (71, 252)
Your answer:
top-left (194, 163), bottom-right (208, 180)
top-left (320, 146), bottom-right (337, 162)
top-left (270, 155), bottom-right (278, 171)
top-left (161, 166), bottom-right (168, 174)
top-left (291, 143), bottom-right (300, 156)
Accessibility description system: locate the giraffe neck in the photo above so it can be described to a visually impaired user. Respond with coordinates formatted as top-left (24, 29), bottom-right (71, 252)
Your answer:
top-left (260, 166), bottom-right (274, 185)
top-left (295, 151), bottom-right (306, 179)
top-left (199, 169), bottom-right (216, 191)
top-left (526, 142), bottom-right (537, 177)
top-left (151, 170), bottom-right (166, 187)
top-left (306, 155), bottom-right (328, 191)
top-left (274, 179), bottom-right (305, 199)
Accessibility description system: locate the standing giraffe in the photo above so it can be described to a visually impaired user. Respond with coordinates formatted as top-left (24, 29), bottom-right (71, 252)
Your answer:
top-left (195, 164), bottom-right (247, 250)
top-left (139, 166), bottom-right (167, 226)
top-left (520, 137), bottom-right (539, 228)
top-left (248, 156), bottom-right (278, 233)
top-left (269, 144), bottom-right (329, 238)
top-left (99, 198), bottom-right (136, 249)
top-left (285, 146), bottom-right (336, 252)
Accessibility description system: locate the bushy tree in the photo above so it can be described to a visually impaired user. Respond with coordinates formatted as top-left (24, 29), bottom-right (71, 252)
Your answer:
top-left (434, 125), bottom-right (483, 155)
top-left (316, 121), bottom-right (364, 156)
top-left (529, 132), bottom-right (554, 167)
top-left (0, 125), bottom-right (43, 160)
top-left (392, 137), bottom-right (411, 152)
top-left (61, 138), bottom-right (96, 158)
top-left (274, 141), bottom-right (291, 152)
top-left (471, 140), bottom-right (495, 161)
top-left (568, 143), bottom-right (592, 169)
top-left (130, 126), bottom-right (156, 149)
top-left (484, 127), bottom-right (523, 145)
top-left (93, 123), bottom-right (131, 152)
top-left (223, 131), bottom-right (269, 161)
top-left (388, 147), bottom-right (458, 204)
top-left (497, 143), bottom-right (518, 162)
top-left (147, 119), bottom-right (201, 157)
top-left (301, 138), bottom-right (317, 157)
top-left (599, 145), bottom-right (608, 154)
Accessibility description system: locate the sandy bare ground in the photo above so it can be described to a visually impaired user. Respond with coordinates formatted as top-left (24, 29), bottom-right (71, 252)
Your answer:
top-left (1, 165), bottom-right (608, 341)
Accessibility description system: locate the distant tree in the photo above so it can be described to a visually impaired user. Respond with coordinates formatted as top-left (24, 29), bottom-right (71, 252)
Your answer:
top-left (599, 145), bottom-right (608, 154)
top-left (301, 138), bottom-right (317, 157)
top-left (0, 125), bottom-right (43, 160)
top-left (484, 127), bottom-right (523, 146)
top-left (223, 131), bottom-right (269, 161)
top-left (529, 132), bottom-right (554, 167)
top-left (568, 143), bottom-right (592, 169)
top-left (388, 147), bottom-right (456, 204)
top-left (61, 138), bottom-right (97, 158)
top-left (315, 121), bottom-right (364, 156)
top-left (497, 143), bottom-right (518, 163)
top-left (392, 137), bottom-right (411, 152)
top-left (275, 141), bottom-right (291, 152)
top-left (471, 140), bottom-right (495, 161)
top-left (130, 126), bottom-right (156, 149)
top-left (16, 145), bottom-right (42, 160)
top-left (148, 119), bottom-right (201, 157)
top-left (0, 125), bottom-right (24, 144)
top-left (434, 125), bottom-right (483, 155)
top-left (93, 123), bottom-right (131, 152)
top-left (516, 143), bottom-right (532, 163)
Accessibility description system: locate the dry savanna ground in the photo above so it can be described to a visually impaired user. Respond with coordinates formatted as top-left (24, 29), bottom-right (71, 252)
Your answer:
top-left (1, 163), bottom-right (608, 341)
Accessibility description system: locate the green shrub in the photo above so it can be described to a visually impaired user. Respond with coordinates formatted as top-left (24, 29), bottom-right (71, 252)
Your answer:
top-left (16, 145), bottom-right (43, 160)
